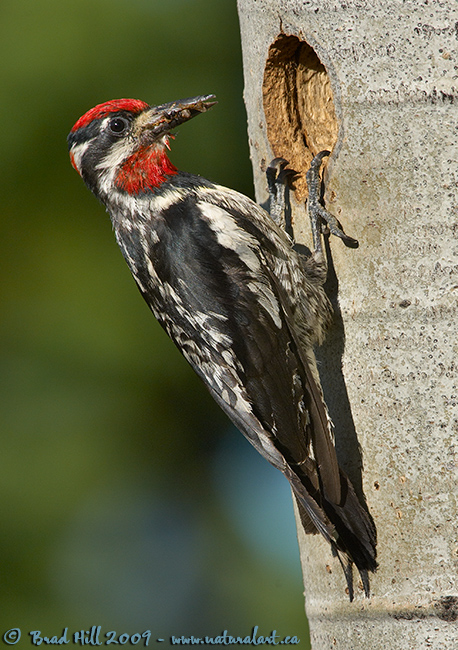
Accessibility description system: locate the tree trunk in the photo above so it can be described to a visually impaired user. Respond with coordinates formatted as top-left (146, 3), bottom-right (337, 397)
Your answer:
top-left (237, 1), bottom-right (458, 647)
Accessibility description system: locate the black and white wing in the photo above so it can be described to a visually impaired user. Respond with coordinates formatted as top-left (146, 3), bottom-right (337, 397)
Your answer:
top-left (115, 182), bottom-right (377, 597)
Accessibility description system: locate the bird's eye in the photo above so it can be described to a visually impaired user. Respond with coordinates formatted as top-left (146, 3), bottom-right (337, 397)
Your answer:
top-left (108, 117), bottom-right (129, 135)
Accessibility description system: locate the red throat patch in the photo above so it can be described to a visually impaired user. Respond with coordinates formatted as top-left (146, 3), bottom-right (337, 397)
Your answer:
top-left (115, 146), bottom-right (178, 195)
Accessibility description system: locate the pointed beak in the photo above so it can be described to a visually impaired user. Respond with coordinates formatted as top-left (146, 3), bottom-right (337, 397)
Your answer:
top-left (136, 94), bottom-right (217, 139)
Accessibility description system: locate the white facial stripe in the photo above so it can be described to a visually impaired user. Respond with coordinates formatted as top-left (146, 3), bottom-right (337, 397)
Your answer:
top-left (95, 135), bottom-right (139, 197)
top-left (96, 135), bottom-right (137, 172)
top-left (70, 139), bottom-right (93, 173)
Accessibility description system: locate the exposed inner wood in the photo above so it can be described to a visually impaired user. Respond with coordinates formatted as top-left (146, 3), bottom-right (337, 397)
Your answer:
top-left (262, 35), bottom-right (338, 202)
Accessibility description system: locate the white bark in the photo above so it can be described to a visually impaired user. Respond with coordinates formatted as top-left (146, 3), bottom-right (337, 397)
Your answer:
top-left (237, 1), bottom-right (458, 647)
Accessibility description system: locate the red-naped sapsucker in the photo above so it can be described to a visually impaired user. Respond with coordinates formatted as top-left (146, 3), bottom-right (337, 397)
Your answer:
top-left (68, 95), bottom-right (376, 600)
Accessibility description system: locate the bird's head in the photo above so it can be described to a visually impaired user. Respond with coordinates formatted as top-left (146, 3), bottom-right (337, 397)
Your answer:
top-left (68, 95), bottom-right (216, 197)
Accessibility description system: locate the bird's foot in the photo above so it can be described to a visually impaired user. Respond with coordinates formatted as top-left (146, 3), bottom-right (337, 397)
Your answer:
top-left (306, 151), bottom-right (359, 255)
top-left (266, 157), bottom-right (297, 229)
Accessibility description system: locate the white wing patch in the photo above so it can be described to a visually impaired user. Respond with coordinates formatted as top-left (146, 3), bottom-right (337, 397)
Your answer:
top-left (148, 187), bottom-right (187, 213)
top-left (198, 202), bottom-right (282, 329)
top-left (198, 202), bottom-right (260, 272)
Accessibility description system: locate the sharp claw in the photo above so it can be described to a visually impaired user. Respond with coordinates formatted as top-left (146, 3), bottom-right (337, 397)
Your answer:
top-left (268, 157), bottom-right (289, 171)
top-left (267, 158), bottom-right (299, 182)
top-left (316, 205), bottom-right (359, 247)
top-left (307, 150), bottom-right (359, 250)
top-left (341, 234), bottom-right (359, 248)
top-left (277, 167), bottom-right (299, 186)
top-left (314, 150), bottom-right (331, 163)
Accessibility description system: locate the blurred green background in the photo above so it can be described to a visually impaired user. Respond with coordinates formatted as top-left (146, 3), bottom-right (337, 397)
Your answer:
top-left (0, 0), bottom-right (310, 646)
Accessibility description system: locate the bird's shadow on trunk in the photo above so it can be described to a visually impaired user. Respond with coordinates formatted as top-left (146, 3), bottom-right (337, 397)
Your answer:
top-left (264, 185), bottom-right (369, 507)
top-left (315, 235), bottom-right (367, 504)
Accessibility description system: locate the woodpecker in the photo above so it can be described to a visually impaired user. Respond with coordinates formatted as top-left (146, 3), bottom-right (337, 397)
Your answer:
top-left (68, 95), bottom-right (376, 600)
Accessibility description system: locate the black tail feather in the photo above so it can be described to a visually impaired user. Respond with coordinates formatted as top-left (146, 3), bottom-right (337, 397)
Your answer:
top-left (294, 466), bottom-right (377, 600)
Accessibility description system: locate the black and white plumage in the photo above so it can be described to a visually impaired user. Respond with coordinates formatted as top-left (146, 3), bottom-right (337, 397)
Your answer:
top-left (68, 95), bottom-right (377, 599)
